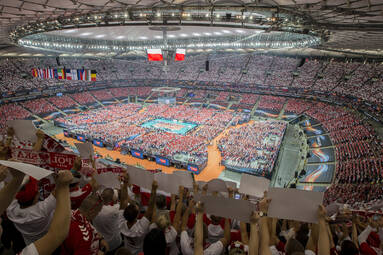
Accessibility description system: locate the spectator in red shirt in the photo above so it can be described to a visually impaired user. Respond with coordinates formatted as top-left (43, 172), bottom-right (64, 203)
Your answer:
top-left (60, 193), bottom-right (109, 255)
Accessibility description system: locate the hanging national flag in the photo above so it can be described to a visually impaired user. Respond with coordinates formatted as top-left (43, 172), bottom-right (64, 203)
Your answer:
top-left (65, 69), bottom-right (72, 80)
top-left (58, 68), bottom-right (63, 80)
top-left (71, 69), bottom-right (78, 80)
top-left (175, 49), bottom-right (186, 61)
top-left (90, 70), bottom-right (97, 81)
top-left (49, 69), bottom-right (54, 79)
top-left (147, 49), bottom-right (163, 61)
top-left (38, 69), bottom-right (43, 79)
top-left (85, 70), bottom-right (91, 81)
top-left (53, 69), bottom-right (58, 79)
top-left (31, 68), bottom-right (37, 77)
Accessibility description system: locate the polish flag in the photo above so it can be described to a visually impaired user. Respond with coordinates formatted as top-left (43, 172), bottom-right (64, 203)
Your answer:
top-left (147, 49), bottom-right (163, 61)
top-left (175, 49), bottom-right (185, 61)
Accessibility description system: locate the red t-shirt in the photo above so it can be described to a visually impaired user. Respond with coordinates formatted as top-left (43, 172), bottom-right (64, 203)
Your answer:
top-left (60, 210), bottom-right (101, 255)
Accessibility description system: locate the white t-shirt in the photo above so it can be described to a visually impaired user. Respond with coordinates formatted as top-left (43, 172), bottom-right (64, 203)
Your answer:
top-left (93, 204), bottom-right (123, 251)
top-left (180, 230), bottom-right (224, 255)
top-left (7, 194), bottom-right (56, 245)
top-left (19, 243), bottom-right (39, 255)
top-left (149, 223), bottom-right (179, 255)
top-left (270, 245), bottom-right (316, 255)
top-left (120, 216), bottom-right (150, 255)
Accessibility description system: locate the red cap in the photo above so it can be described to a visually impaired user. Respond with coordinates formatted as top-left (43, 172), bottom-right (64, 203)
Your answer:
top-left (16, 177), bottom-right (38, 203)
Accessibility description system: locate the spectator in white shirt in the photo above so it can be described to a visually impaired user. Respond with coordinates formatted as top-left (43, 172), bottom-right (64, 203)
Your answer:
top-left (93, 187), bottom-right (124, 253)
top-left (7, 176), bottom-right (57, 245)
top-left (180, 200), bottom-right (231, 255)
top-left (119, 180), bottom-right (157, 255)
top-left (18, 170), bottom-right (73, 255)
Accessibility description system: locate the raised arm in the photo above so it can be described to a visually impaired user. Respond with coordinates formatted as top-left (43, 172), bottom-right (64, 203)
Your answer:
top-left (249, 212), bottom-right (260, 255)
top-left (0, 167), bottom-right (25, 215)
top-left (170, 194), bottom-right (176, 211)
top-left (173, 186), bottom-right (185, 233)
top-left (306, 223), bottom-right (319, 252)
top-left (317, 205), bottom-right (331, 255)
top-left (88, 156), bottom-right (99, 191)
top-left (258, 197), bottom-right (272, 255)
top-left (144, 180), bottom-right (158, 221)
top-left (181, 198), bottom-right (193, 232)
top-left (34, 170), bottom-right (73, 255)
top-left (0, 128), bottom-right (14, 160)
top-left (120, 172), bottom-right (130, 210)
top-left (194, 201), bottom-right (204, 255)
top-left (352, 215), bottom-right (359, 249)
top-left (33, 130), bottom-right (45, 152)
top-left (4, 127), bottom-right (14, 150)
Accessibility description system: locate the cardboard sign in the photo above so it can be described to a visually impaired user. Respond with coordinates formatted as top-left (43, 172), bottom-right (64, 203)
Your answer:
top-left (7, 120), bottom-right (38, 143)
top-left (126, 165), bottom-right (154, 190)
top-left (75, 142), bottom-right (95, 160)
top-left (239, 174), bottom-right (270, 198)
top-left (267, 188), bottom-right (324, 223)
top-left (207, 179), bottom-right (228, 193)
top-left (0, 160), bottom-right (53, 180)
top-left (194, 194), bottom-right (256, 223)
top-left (94, 172), bottom-right (121, 189)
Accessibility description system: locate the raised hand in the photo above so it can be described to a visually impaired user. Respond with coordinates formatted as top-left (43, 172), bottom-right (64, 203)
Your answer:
top-left (56, 170), bottom-right (74, 187)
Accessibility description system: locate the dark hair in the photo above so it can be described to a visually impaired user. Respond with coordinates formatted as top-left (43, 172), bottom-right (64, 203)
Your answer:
top-left (143, 228), bottom-right (166, 255)
top-left (156, 195), bottom-right (167, 210)
top-left (19, 199), bottom-right (36, 209)
top-left (295, 223), bottom-right (309, 248)
top-left (101, 188), bottom-right (115, 204)
top-left (114, 247), bottom-right (132, 255)
top-left (340, 240), bottom-right (359, 255)
top-left (124, 204), bottom-right (139, 223)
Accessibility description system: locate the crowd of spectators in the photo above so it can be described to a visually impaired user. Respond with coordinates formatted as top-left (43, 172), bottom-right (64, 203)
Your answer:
top-left (1, 56), bottom-right (383, 108)
top-left (218, 121), bottom-right (286, 176)
top-left (257, 96), bottom-right (286, 113)
top-left (0, 104), bottom-right (31, 133)
top-left (21, 98), bottom-right (56, 114)
top-left (56, 103), bottom-right (250, 166)
top-left (47, 95), bottom-right (77, 109)
top-left (2, 131), bottom-right (371, 255)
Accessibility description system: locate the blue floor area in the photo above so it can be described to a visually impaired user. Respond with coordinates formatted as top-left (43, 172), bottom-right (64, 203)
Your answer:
top-left (141, 118), bottom-right (197, 135)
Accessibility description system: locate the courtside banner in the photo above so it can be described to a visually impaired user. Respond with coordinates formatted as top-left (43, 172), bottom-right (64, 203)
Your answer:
top-left (187, 164), bottom-right (200, 174)
top-left (93, 139), bottom-right (104, 147)
top-left (155, 156), bottom-right (170, 166)
top-left (11, 149), bottom-right (77, 170)
top-left (131, 150), bottom-right (144, 159)
top-left (77, 135), bottom-right (86, 142)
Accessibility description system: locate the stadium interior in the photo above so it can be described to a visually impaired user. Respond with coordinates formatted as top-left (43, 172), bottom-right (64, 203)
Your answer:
top-left (0, 0), bottom-right (383, 254)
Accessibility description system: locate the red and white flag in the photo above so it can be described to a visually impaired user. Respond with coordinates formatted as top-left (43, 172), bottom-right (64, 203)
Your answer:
top-left (147, 49), bottom-right (163, 61)
top-left (175, 49), bottom-right (186, 61)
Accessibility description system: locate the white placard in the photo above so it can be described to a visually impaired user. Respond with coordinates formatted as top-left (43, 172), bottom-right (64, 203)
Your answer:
top-left (75, 142), bottom-right (95, 160)
top-left (173, 171), bottom-right (194, 189)
top-left (194, 194), bottom-right (256, 223)
top-left (239, 174), bottom-right (270, 198)
top-left (94, 172), bottom-right (121, 189)
top-left (7, 120), bottom-right (38, 143)
top-left (267, 188), bottom-right (324, 223)
top-left (0, 160), bottom-right (52, 180)
top-left (207, 179), bottom-right (228, 193)
top-left (126, 166), bottom-right (154, 190)
top-left (154, 172), bottom-right (178, 194)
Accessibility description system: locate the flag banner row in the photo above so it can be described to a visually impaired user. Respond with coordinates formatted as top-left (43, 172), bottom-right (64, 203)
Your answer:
top-left (31, 68), bottom-right (97, 81)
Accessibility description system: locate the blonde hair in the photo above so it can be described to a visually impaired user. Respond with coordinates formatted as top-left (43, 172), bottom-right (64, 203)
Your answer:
top-left (156, 213), bottom-right (170, 230)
